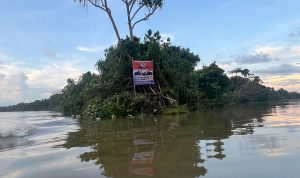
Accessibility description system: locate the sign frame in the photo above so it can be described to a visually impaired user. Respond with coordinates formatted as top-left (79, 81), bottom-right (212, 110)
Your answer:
top-left (132, 60), bottom-right (154, 86)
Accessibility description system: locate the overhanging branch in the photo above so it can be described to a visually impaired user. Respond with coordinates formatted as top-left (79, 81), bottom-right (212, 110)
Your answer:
top-left (129, 0), bottom-right (137, 13)
top-left (88, 0), bottom-right (106, 11)
top-left (130, 4), bottom-right (145, 21)
top-left (132, 7), bottom-right (158, 29)
top-left (82, 0), bottom-right (121, 42)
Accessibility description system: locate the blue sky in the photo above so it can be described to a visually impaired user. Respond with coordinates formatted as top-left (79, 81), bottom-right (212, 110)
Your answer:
top-left (1, 0), bottom-right (300, 106)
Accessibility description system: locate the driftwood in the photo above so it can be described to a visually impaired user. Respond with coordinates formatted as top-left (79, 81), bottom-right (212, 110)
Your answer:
top-left (124, 78), bottom-right (177, 107)
top-left (148, 85), bottom-right (156, 94)
top-left (161, 95), bottom-right (176, 103)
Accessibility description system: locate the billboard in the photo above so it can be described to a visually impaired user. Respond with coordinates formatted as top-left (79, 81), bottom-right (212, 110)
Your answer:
top-left (132, 60), bottom-right (154, 86)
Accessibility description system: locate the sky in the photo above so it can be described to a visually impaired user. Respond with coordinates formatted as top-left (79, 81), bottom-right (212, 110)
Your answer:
top-left (0, 0), bottom-right (300, 106)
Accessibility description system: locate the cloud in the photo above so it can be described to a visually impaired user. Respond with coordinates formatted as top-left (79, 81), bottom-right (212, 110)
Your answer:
top-left (0, 63), bottom-right (28, 106)
top-left (255, 63), bottom-right (300, 75)
top-left (77, 45), bottom-right (105, 53)
top-left (276, 79), bottom-right (300, 86)
top-left (223, 44), bottom-right (300, 66)
top-left (221, 43), bottom-right (300, 92)
top-left (286, 45), bottom-right (300, 58)
top-left (255, 45), bottom-right (300, 58)
top-left (0, 53), bottom-right (13, 63)
top-left (263, 74), bottom-right (300, 92)
top-left (0, 73), bottom-right (5, 80)
top-left (161, 33), bottom-right (175, 41)
top-left (253, 46), bottom-right (283, 55)
top-left (0, 53), bottom-right (86, 106)
top-left (26, 60), bottom-right (83, 88)
top-left (232, 52), bottom-right (279, 64)
top-left (255, 63), bottom-right (300, 91)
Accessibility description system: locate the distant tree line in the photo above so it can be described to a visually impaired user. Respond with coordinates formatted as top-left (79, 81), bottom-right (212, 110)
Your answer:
top-left (0, 94), bottom-right (61, 112)
top-left (1, 31), bottom-right (299, 117)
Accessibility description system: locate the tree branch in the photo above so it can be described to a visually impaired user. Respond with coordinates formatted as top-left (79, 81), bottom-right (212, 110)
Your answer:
top-left (130, 4), bottom-right (145, 21)
top-left (124, 0), bottom-right (134, 39)
top-left (100, 0), bottom-right (105, 7)
top-left (132, 7), bottom-right (158, 29)
top-left (88, 0), bottom-right (106, 11)
top-left (87, 0), bottom-right (121, 43)
top-left (129, 0), bottom-right (137, 13)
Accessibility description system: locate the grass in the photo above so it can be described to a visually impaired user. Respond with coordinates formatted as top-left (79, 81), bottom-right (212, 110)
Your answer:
top-left (161, 105), bottom-right (189, 115)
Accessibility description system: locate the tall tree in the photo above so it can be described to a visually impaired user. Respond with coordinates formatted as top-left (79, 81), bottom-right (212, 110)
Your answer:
top-left (75, 0), bottom-right (164, 42)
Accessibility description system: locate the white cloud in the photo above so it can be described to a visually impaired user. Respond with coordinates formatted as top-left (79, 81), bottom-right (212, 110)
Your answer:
top-left (254, 46), bottom-right (283, 55)
top-left (26, 61), bottom-right (83, 89)
top-left (223, 44), bottom-right (300, 66)
top-left (255, 63), bottom-right (300, 75)
top-left (0, 63), bottom-right (28, 106)
top-left (254, 45), bottom-right (300, 59)
top-left (161, 33), bottom-right (175, 42)
top-left (76, 45), bottom-right (105, 53)
top-left (232, 52), bottom-right (278, 64)
top-left (0, 53), bottom-right (13, 63)
top-left (262, 74), bottom-right (300, 92)
top-left (0, 53), bottom-right (86, 106)
top-left (287, 45), bottom-right (300, 58)
top-left (219, 43), bottom-right (300, 92)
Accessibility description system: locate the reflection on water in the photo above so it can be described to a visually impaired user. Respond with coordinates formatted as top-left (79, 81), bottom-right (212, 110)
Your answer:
top-left (61, 101), bottom-right (300, 178)
top-left (1, 101), bottom-right (300, 178)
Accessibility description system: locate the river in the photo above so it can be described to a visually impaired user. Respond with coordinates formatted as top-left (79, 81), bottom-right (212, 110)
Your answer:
top-left (0, 101), bottom-right (300, 178)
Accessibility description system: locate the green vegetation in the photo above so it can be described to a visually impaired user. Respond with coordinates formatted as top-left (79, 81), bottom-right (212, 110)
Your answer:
top-left (1, 31), bottom-right (299, 117)
top-left (161, 105), bottom-right (189, 115)
top-left (59, 31), bottom-right (202, 119)
top-left (0, 93), bottom-right (61, 112)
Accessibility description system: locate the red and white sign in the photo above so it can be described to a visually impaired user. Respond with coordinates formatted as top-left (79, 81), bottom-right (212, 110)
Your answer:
top-left (132, 60), bottom-right (154, 86)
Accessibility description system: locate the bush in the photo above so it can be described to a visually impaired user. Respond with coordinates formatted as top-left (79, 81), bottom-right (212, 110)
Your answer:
top-left (82, 92), bottom-right (161, 120)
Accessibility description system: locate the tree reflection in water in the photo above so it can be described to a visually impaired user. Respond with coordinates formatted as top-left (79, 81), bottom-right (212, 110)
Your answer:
top-left (62, 103), bottom-right (284, 178)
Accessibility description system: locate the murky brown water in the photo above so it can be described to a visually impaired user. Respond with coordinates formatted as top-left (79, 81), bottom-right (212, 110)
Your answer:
top-left (1, 101), bottom-right (300, 178)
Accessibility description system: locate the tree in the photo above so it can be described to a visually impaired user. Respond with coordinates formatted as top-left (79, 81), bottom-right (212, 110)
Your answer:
top-left (75, 0), bottom-right (164, 42)
top-left (229, 68), bottom-right (251, 78)
top-left (194, 62), bottom-right (230, 99)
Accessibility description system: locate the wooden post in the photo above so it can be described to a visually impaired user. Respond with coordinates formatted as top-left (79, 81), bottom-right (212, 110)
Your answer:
top-left (157, 80), bottom-right (162, 94)
top-left (132, 59), bottom-right (136, 96)
top-left (149, 85), bottom-right (157, 94)
top-left (134, 85), bottom-right (136, 97)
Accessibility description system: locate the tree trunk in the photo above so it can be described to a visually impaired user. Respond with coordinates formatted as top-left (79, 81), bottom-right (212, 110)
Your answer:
top-left (125, 1), bottom-right (134, 40)
top-left (106, 11), bottom-right (121, 43)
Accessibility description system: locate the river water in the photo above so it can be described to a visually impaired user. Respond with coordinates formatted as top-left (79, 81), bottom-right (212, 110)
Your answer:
top-left (0, 101), bottom-right (300, 178)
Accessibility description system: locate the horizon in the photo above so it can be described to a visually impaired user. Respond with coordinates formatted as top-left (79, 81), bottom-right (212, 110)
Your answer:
top-left (1, 0), bottom-right (300, 106)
